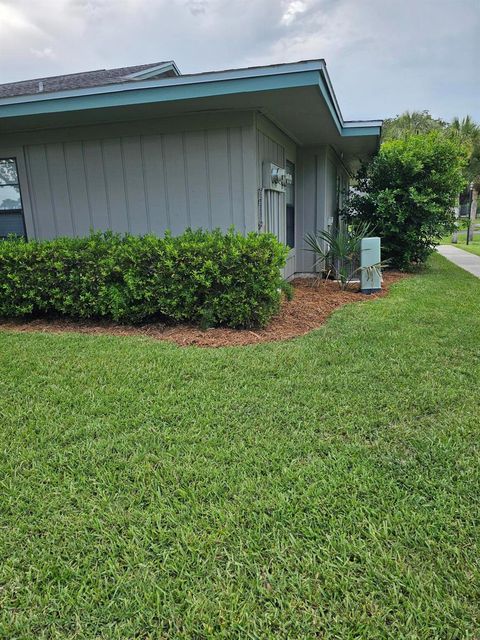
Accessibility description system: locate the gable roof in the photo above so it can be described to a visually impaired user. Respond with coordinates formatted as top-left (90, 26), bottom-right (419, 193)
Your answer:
top-left (0, 61), bottom-right (180, 99)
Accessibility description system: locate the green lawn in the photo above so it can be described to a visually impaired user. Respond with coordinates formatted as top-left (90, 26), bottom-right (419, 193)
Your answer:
top-left (441, 226), bottom-right (480, 256)
top-left (1, 254), bottom-right (480, 639)
top-left (453, 243), bottom-right (480, 257)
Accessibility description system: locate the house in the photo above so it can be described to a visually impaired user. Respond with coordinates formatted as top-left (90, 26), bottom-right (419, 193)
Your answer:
top-left (0, 59), bottom-right (381, 278)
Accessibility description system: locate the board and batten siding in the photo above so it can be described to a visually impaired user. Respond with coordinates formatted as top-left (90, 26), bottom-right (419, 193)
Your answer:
top-left (256, 129), bottom-right (286, 184)
top-left (255, 115), bottom-right (297, 278)
top-left (23, 127), bottom-right (254, 240)
top-left (296, 146), bottom-right (350, 273)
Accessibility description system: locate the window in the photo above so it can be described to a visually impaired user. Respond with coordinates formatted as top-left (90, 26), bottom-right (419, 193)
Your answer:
top-left (0, 159), bottom-right (26, 238)
top-left (286, 160), bottom-right (295, 248)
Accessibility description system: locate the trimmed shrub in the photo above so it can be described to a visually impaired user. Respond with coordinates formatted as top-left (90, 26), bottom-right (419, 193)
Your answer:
top-left (344, 132), bottom-right (467, 269)
top-left (0, 229), bottom-right (289, 328)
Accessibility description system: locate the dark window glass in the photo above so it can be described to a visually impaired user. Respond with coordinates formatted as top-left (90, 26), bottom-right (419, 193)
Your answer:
top-left (286, 204), bottom-right (295, 249)
top-left (0, 158), bottom-right (26, 239)
top-left (0, 213), bottom-right (25, 237)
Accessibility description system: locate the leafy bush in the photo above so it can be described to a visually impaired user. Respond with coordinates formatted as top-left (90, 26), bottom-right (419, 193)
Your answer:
top-left (344, 132), bottom-right (467, 269)
top-left (0, 229), bottom-right (289, 328)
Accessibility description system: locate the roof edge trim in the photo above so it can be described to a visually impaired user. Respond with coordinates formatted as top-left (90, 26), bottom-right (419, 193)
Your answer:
top-left (0, 60), bottom-right (326, 108)
top-left (125, 61), bottom-right (181, 80)
top-left (0, 59), bottom-right (382, 140)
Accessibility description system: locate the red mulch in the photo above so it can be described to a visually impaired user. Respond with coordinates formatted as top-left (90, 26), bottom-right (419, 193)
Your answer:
top-left (0, 271), bottom-right (406, 348)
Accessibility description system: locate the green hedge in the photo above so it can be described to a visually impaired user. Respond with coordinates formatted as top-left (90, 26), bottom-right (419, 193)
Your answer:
top-left (0, 230), bottom-right (289, 328)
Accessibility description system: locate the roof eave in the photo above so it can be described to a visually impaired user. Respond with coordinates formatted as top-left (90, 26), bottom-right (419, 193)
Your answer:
top-left (0, 59), bottom-right (382, 144)
top-left (0, 60), bottom-right (327, 109)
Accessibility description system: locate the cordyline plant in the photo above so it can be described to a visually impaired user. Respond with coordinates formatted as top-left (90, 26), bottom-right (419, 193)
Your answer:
top-left (304, 222), bottom-right (385, 290)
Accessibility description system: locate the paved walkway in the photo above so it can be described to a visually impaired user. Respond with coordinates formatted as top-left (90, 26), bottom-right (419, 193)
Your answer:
top-left (437, 245), bottom-right (480, 278)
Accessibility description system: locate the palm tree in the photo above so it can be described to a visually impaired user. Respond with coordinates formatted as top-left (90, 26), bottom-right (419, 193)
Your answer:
top-left (382, 110), bottom-right (446, 141)
top-left (449, 116), bottom-right (480, 241)
top-left (381, 111), bottom-right (479, 243)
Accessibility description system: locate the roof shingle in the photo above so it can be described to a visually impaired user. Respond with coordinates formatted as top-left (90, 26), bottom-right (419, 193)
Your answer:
top-left (0, 62), bottom-right (175, 99)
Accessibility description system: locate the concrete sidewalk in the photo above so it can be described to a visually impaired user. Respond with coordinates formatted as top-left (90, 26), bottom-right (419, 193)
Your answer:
top-left (437, 245), bottom-right (480, 278)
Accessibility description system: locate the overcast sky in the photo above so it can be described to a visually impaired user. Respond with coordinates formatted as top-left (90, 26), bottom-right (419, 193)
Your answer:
top-left (0, 0), bottom-right (478, 122)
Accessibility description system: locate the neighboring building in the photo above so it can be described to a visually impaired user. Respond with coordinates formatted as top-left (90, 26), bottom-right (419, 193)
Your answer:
top-left (0, 59), bottom-right (381, 278)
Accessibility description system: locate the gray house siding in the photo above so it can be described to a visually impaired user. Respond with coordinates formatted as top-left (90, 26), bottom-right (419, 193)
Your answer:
top-left (1, 108), bottom-right (351, 278)
top-left (3, 111), bottom-right (257, 241)
top-left (0, 60), bottom-right (382, 280)
top-left (296, 146), bottom-right (349, 273)
top-left (256, 128), bottom-right (285, 177)
top-left (24, 129), bottom-right (251, 240)
top-left (255, 114), bottom-right (297, 278)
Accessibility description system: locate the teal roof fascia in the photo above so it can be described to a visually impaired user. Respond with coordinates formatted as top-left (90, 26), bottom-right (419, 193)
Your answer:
top-left (0, 58), bottom-right (382, 140)
top-left (341, 125), bottom-right (382, 137)
top-left (0, 61), bottom-right (326, 108)
top-left (316, 73), bottom-right (381, 138)
top-left (125, 61), bottom-right (181, 79)
top-left (0, 70), bottom-right (320, 119)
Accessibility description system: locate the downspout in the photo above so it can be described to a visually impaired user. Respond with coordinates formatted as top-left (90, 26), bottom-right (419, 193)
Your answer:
top-left (313, 153), bottom-right (319, 273)
top-left (257, 187), bottom-right (265, 231)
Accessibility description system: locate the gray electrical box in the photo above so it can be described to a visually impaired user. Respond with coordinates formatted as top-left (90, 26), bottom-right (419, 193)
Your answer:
top-left (262, 162), bottom-right (292, 192)
top-left (360, 237), bottom-right (382, 293)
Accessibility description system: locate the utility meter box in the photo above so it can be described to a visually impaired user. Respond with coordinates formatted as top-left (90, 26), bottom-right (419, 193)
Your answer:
top-left (262, 162), bottom-right (292, 192)
top-left (360, 237), bottom-right (382, 294)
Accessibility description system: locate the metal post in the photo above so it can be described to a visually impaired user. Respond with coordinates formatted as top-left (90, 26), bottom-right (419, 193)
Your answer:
top-left (452, 196), bottom-right (459, 243)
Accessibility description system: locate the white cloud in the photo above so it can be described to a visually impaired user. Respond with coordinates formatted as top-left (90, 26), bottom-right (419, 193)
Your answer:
top-left (185, 0), bottom-right (208, 16)
top-left (281, 0), bottom-right (308, 25)
top-left (0, 0), bottom-right (477, 121)
top-left (30, 47), bottom-right (56, 59)
top-left (0, 2), bottom-right (41, 37)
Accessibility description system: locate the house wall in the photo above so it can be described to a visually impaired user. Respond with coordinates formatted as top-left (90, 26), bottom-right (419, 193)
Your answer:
top-left (1, 108), bottom-right (350, 277)
top-left (255, 114), bottom-right (297, 278)
top-left (1, 111), bottom-right (257, 240)
top-left (296, 146), bottom-right (349, 273)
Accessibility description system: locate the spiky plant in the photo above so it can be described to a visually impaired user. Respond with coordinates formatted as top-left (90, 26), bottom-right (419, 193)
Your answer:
top-left (304, 222), bottom-right (376, 290)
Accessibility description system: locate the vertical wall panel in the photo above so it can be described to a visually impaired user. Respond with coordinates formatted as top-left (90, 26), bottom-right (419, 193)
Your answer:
top-left (63, 142), bottom-right (92, 236)
top-left (26, 145), bottom-right (57, 239)
top-left (256, 130), bottom-right (286, 188)
top-left (101, 139), bottom-right (129, 233)
top-left (228, 127), bottom-right (246, 233)
top-left (207, 129), bottom-right (230, 230)
top-left (142, 135), bottom-right (169, 235)
top-left (163, 133), bottom-right (189, 235)
top-left (256, 127), bottom-right (297, 277)
top-left (45, 143), bottom-right (74, 236)
top-left (325, 157), bottom-right (337, 230)
top-left (122, 137), bottom-right (149, 235)
top-left (296, 146), bottom-right (328, 273)
top-left (82, 140), bottom-right (110, 231)
top-left (24, 121), bottom-right (257, 240)
top-left (184, 130), bottom-right (209, 229)
top-left (241, 126), bottom-right (257, 232)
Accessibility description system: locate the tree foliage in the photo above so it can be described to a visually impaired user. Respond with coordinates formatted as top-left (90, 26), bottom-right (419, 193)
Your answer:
top-left (383, 111), bottom-right (480, 190)
top-left (382, 110), bottom-right (446, 141)
top-left (448, 116), bottom-right (480, 190)
top-left (345, 132), bottom-right (467, 269)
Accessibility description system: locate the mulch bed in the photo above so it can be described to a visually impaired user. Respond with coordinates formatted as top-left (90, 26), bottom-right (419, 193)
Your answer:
top-left (0, 271), bottom-right (406, 348)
